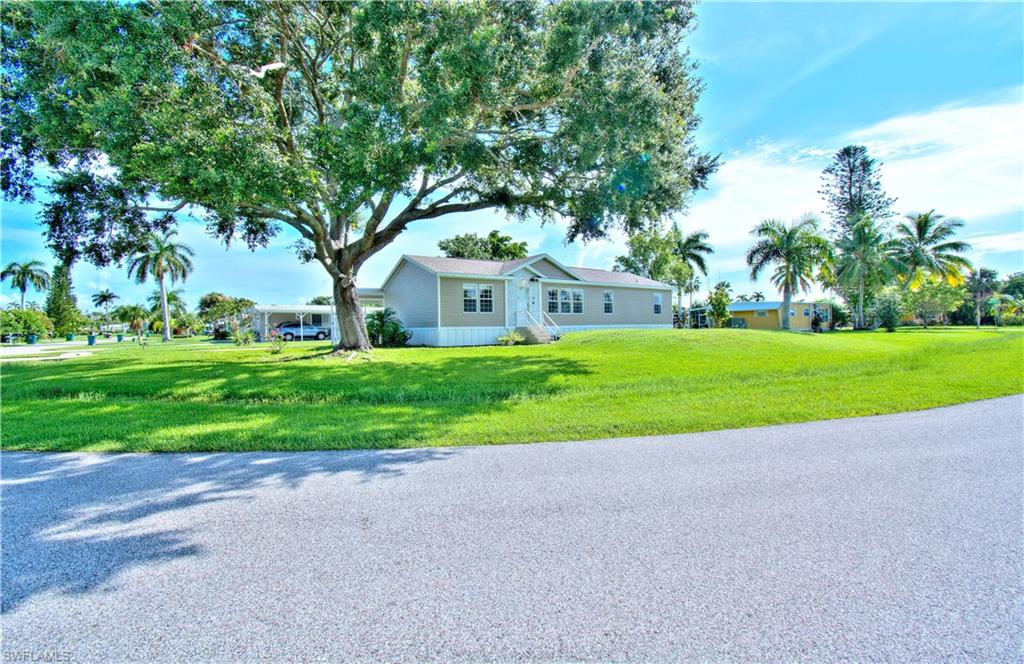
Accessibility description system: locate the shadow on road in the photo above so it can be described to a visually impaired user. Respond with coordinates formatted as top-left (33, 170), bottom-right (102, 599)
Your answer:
top-left (1, 447), bottom-right (457, 612)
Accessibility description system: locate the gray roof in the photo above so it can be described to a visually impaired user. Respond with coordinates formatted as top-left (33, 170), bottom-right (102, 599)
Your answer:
top-left (402, 255), bottom-right (670, 288)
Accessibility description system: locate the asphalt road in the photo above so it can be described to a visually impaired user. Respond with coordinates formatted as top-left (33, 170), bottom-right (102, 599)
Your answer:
top-left (3, 397), bottom-right (1022, 662)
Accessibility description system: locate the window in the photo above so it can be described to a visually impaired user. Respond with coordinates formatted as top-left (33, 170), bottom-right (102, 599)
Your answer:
top-left (463, 283), bottom-right (495, 314)
top-left (819, 308), bottom-right (830, 322)
top-left (479, 285), bottom-right (494, 313)
top-left (803, 307), bottom-right (810, 317)
top-left (547, 289), bottom-right (559, 314)
top-left (557, 288), bottom-right (584, 314)
top-left (463, 284), bottom-right (478, 313)
top-left (603, 290), bottom-right (614, 314)
top-left (755, 311), bottom-right (768, 318)
top-left (310, 314), bottom-right (323, 326)
top-left (789, 308), bottom-right (795, 317)
top-left (653, 293), bottom-right (663, 315)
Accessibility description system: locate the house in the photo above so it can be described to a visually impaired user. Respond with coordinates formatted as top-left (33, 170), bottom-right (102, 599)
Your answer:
top-left (381, 254), bottom-right (673, 346)
top-left (727, 300), bottom-right (832, 331)
top-left (248, 289), bottom-right (384, 343)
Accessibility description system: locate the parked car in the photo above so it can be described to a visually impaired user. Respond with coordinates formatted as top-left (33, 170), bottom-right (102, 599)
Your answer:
top-left (275, 321), bottom-right (330, 341)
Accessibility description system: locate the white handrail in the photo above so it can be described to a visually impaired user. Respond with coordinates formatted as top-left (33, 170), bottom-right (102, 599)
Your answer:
top-left (541, 310), bottom-right (561, 337)
top-left (523, 308), bottom-right (545, 334)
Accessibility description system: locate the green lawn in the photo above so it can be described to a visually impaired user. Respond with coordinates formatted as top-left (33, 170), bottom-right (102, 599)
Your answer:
top-left (2, 327), bottom-right (1021, 452)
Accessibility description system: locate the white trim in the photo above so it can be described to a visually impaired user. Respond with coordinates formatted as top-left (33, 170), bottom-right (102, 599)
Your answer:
top-left (461, 282), bottom-right (496, 314)
top-left (436, 274), bottom-right (441, 327)
top-left (539, 277), bottom-right (673, 291)
top-left (653, 292), bottom-right (664, 315)
top-left (436, 272), bottom-right (514, 280)
top-left (502, 254), bottom-right (582, 280)
top-left (603, 289), bottom-right (614, 314)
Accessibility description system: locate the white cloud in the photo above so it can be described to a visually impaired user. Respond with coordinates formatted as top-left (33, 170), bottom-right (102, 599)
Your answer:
top-left (684, 88), bottom-right (1024, 297)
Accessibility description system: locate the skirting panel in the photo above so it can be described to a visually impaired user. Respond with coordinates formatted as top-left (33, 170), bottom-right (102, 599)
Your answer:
top-left (557, 324), bottom-right (672, 334)
top-left (406, 324), bottom-right (671, 347)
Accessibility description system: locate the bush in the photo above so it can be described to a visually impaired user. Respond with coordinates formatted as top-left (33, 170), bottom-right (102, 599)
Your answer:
top-left (1002, 312), bottom-right (1024, 326)
top-left (497, 329), bottom-right (525, 346)
top-left (231, 326), bottom-right (256, 346)
top-left (1, 308), bottom-right (55, 339)
top-left (366, 308), bottom-right (412, 347)
top-left (267, 329), bottom-right (286, 354)
top-left (870, 287), bottom-right (905, 332)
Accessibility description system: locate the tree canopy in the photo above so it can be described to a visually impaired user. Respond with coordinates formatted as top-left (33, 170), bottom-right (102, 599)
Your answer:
top-left (3, 0), bottom-right (715, 348)
top-left (438, 229), bottom-right (528, 261)
top-left (818, 145), bottom-right (897, 232)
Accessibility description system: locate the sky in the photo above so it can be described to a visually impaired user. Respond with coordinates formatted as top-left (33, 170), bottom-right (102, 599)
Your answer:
top-left (1, 1), bottom-right (1022, 309)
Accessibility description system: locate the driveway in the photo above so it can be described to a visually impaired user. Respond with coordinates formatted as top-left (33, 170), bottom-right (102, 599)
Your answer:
top-left (2, 397), bottom-right (1021, 662)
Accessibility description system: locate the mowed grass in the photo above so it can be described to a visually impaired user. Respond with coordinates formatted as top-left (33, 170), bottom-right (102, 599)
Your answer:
top-left (1, 327), bottom-right (1021, 452)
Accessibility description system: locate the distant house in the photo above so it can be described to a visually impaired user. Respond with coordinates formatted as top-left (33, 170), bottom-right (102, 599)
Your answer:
top-left (727, 300), bottom-right (832, 331)
top-left (248, 289), bottom-right (384, 343)
top-left (381, 254), bottom-right (673, 346)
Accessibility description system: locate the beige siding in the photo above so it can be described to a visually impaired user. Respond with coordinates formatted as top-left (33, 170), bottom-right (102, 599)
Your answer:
top-left (439, 277), bottom-right (507, 327)
top-left (541, 283), bottom-right (671, 326)
top-left (530, 258), bottom-right (578, 280)
top-left (383, 261), bottom-right (438, 328)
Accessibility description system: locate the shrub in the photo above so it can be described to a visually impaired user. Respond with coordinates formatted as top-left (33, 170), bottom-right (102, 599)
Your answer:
top-left (497, 329), bottom-right (525, 346)
top-left (366, 308), bottom-right (412, 347)
top-left (231, 326), bottom-right (256, 346)
top-left (267, 329), bottom-right (286, 354)
top-left (1, 308), bottom-right (55, 339)
top-left (870, 287), bottom-right (905, 332)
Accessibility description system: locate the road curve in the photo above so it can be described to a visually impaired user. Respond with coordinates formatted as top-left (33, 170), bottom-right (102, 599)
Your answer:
top-left (3, 396), bottom-right (1022, 662)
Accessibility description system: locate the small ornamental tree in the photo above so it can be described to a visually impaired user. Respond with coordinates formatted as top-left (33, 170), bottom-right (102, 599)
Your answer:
top-left (871, 287), bottom-right (905, 332)
top-left (3, 1), bottom-right (716, 351)
top-left (708, 284), bottom-right (731, 328)
top-left (905, 281), bottom-right (964, 328)
top-left (43, 262), bottom-right (81, 336)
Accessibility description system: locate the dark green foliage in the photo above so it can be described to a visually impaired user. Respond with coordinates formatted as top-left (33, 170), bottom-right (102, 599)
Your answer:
top-left (1, 307), bottom-right (53, 338)
top-left (871, 287), bottom-right (905, 332)
top-left (365, 308), bottom-right (412, 347)
top-left (43, 262), bottom-right (81, 335)
top-left (1001, 272), bottom-right (1024, 299)
top-left (819, 145), bottom-right (897, 232)
top-left (708, 284), bottom-right (731, 328)
top-left (306, 296), bottom-right (333, 306)
top-left (438, 230), bottom-right (528, 261)
top-left (2, 0), bottom-right (714, 349)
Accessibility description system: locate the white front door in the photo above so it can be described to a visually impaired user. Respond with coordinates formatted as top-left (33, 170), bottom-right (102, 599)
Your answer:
top-left (516, 285), bottom-right (530, 326)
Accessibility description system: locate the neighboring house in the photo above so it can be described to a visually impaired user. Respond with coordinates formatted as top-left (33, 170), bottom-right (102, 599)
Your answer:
top-left (727, 301), bottom-right (832, 331)
top-left (381, 254), bottom-right (673, 346)
top-left (248, 289), bottom-right (384, 343)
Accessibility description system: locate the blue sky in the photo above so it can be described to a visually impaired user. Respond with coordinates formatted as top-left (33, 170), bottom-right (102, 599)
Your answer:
top-left (2, 1), bottom-right (1022, 308)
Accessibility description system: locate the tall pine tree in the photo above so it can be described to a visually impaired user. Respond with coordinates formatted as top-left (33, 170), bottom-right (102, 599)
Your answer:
top-left (819, 145), bottom-right (897, 233)
top-left (44, 262), bottom-right (81, 336)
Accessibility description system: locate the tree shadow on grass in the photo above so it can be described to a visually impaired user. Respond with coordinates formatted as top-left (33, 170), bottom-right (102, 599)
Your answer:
top-left (0, 446), bottom-right (458, 614)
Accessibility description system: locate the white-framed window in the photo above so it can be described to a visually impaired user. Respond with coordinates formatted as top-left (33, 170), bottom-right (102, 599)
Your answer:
top-left (603, 290), bottom-right (614, 314)
top-left (462, 283), bottom-right (494, 314)
top-left (819, 308), bottom-right (830, 322)
top-left (479, 284), bottom-right (494, 313)
top-left (547, 288), bottom-right (559, 314)
top-left (556, 288), bottom-right (584, 314)
top-left (755, 311), bottom-right (768, 318)
top-left (653, 293), bottom-right (663, 315)
top-left (803, 307), bottom-right (810, 317)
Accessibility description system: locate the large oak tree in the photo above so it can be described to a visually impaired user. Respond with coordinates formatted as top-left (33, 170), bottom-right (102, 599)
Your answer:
top-left (3, 0), bottom-right (714, 349)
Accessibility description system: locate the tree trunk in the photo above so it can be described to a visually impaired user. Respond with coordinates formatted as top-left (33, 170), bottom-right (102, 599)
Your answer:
top-left (857, 277), bottom-right (865, 330)
top-left (333, 278), bottom-right (372, 351)
top-left (159, 274), bottom-right (172, 342)
top-left (20, 288), bottom-right (26, 310)
top-left (975, 299), bottom-right (981, 328)
top-left (781, 284), bottom-right (792, 331)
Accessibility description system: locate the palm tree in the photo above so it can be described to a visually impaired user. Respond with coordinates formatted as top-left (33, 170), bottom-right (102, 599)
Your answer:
top-left (751, 291), bottom-right (765, 302)
top-left (682, 274), bottom-right (702, 327)
top-left (114, 304), bottom-right (150, 342)
top-left (1, 260), bottom-right (50, 309)
top-left (672, 225), bottom-right (714, 276)
top-left (147, 287), bottom-right (186, 317)
top-left (965, 268), bottom-right (999, 328)
top-left (833, 214), bottom-right (902, 329)
top-left (745, 216), bottom-right (830, 330)
top-left (91, 289), bottom-right (119, 322)
top-left (126, 230), bottom-right (194, 342)
top-left (895, 210), bottom-right (973, 287)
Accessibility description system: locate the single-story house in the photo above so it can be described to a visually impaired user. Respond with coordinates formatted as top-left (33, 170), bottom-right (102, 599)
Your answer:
top-left (381, 254), bottom-right (673, 346)
top-left (727, 300), bottom-right (832, 331)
